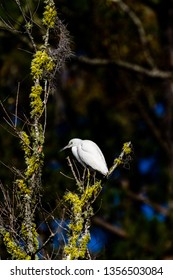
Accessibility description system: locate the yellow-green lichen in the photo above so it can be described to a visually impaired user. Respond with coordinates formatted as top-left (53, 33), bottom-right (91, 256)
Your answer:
top-left (31, 224), bottom-right (39, 250)
top-left (31, 50), bottom-right (55, 80)
top-left (69, 220), bottom-right (83, 233)
top-left (16, 179), bottom-right (31, 195)
top-left (113, 158), bottom-right (123, 165)
top-left (64, 192), bottom-right (82, 215)
top-left (82, 181), bottom-right (102, 203)
top-left (30, 84), bottom-right (43, 98)
top-left (25, 156), bottom-right (40, 178)
top-left (20, 131), bottom-right (31, 158)
top-left (64, 182), bottom-right (102, 212)
top-left (21, 223), bottom-right (39, 251)
top-left (3, 231), bottom-right (31, 260)
top-left (123, 142), bottom-right (132, 155)
top-left (30, 97), bottom-right (43, 118)
top-left (78, 233), bottom-right (90, 257)
top-left (30, 124), bottom-right (45, 147)
top-left (64, 232), bottom-right (90, 259)
top-left (64, 245), bottom-right (78, 260)
top-left (63, 181), bottom-right (102, 259)
top-left (25, 22), bottom-right (33, 31)
top-left (42, 0), bottom-right (57, 28)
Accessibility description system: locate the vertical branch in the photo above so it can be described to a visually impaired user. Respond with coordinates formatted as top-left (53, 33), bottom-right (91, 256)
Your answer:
top-left (63, 143), bottom-right (132, 259)
top-left (63, 175), bottom-right (102, 260)
top-left (0, 0), bottom-right (71, 259)
top-left (17, 0), bottom-right (58, 258)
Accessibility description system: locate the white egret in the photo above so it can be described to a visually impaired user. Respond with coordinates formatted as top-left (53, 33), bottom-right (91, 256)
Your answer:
top-left (61, 138), bottom-right (108, 176)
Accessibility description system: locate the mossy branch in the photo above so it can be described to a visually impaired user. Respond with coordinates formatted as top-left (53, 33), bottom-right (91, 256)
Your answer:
top-left (107, 141), bottom-right (132, 177)
top-left (63, 142), bottom-right (132, 260)
top-left (0, 0), bottom-right (71, 259)
top-left (63, 173), bottom-right (102, 260)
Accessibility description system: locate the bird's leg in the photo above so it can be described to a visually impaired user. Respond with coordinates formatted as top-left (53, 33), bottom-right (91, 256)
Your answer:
top-left (82, 167), bottom-right (87, 182)
top-left (87, 169), bottom-right (96, 185)
top-left (93, 171), bottom-right (96, 184)
top-left (86, 169), bottom-right (91, 187)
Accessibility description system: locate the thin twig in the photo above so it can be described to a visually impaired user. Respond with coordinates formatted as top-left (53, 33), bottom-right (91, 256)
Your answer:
top-left (15, 82), bottom-right (20, 127)
top-left (0, 101), bottom-right (14, 127)
top-left (67, 156), bottom-right (81, 186)
top-left (60, 172), bottom-right (74, 180)
top-left (15, 0), bottom-right (37, 51)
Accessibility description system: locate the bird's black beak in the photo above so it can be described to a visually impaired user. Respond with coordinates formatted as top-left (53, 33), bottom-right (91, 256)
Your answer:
top-left (59, 144), bottom-right (69, 152)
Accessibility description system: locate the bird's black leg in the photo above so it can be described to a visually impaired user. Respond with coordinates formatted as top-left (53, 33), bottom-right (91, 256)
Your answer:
top-left (93, 171), bottom-right (96, 184)
top-left (82, 167), bottom-right (87, 182)
top-left (88, 169), bottom-right (96, 185)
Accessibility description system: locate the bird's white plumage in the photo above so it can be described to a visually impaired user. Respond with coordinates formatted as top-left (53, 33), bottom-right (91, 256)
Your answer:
top-left (61, 138), bottom-right (108, 176)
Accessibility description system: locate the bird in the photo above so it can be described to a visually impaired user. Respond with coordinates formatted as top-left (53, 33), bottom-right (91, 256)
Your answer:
top-left (60, 138), bottom-right (108, 176)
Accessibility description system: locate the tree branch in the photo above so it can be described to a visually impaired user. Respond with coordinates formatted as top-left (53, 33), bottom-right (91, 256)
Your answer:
top-left (77, 56), bottom-right (172, 79)
top-left (110, 0), bottom-right (155, 67)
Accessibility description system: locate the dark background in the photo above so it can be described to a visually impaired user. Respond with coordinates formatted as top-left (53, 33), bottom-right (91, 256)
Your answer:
top-left (0, 0), bottom-right (173, 259)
